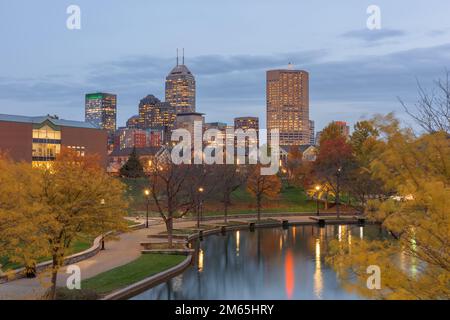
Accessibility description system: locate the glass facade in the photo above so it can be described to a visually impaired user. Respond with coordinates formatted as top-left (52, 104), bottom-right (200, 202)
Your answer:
top-left (85, 93), bottom-right (117, 134)
top-left (32, 125), bottom-right (61, 164)
top-left (165, 64), bottom-right (196, 114)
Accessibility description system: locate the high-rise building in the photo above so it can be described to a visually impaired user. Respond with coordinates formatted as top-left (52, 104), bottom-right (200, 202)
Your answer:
top-left (234, 116), bottom-right (259, 131)
top-left (138, 95), bottom-right (176, 130)
top-left (165, 50), bottom-right (196, 114)
top-left (126, 115), bottom-right (140, 129)
top-left (117, 128), bottom-right (147, 150)
top-left (309, 120), bottom-right (315, 145)
top-left (85, 93), bottom-right (117, 134)
top-left (266, 67), bottom-right (310, 145)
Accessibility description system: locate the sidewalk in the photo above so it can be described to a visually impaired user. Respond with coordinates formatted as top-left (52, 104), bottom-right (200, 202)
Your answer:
top-left (0, 214), bottom-right (317, 300)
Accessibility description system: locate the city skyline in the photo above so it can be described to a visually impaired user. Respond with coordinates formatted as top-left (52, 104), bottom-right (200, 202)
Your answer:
top-left (2, 1), bottom-right (450, 132)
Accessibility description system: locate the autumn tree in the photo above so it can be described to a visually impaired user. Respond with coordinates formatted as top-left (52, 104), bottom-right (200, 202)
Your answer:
top-left (327, 114), bottom-right (450, 299)
top-left (313, 137), bottom-right (354, 216)
top-left (246, 164), bottom-right (282, 221)
top-left (319, 121), bottom-right (346, 145)
top-left (285, 147), bottom-right (313, 188)
top-left (0, 157), bottom-right (47, 278)
top-left (346, 120), bottom-right (385, 211)
top-left (0, 150), bottom-right (129, 299)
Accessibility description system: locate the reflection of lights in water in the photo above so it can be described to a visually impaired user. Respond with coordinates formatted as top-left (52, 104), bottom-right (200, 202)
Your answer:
top-left (279, 236), bottom-right (283, 250)
top-left (348, 231), bottom-right (352, 246)
top-left (338, 225), bottom-right (342, 242)
top-left (319, 227), bottom-right (324, 240)
top-left (198, 249), bottom-right (204, 272)
top-left (236, 231), bottom-right (240, 256)
top-left (284, 250), bottom-right (295, 299)
top-left (292, 227), bottom-right (296, 241)
top-left (359, 227), bottom-right (364, 240)
top-left (314, 238), bottom-right (323, 299)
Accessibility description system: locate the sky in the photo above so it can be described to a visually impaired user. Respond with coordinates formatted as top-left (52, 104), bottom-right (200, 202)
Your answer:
top-left (1, 0), bottom-right (450, 132)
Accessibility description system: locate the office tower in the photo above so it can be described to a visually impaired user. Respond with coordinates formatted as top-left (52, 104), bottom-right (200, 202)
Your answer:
top-left (165, 49), bottom-right (196, 113)
top-left (126, 115), bottom-right (140, 129)
top-left (309, 120), bottom-right (315, 145)
top-left (138, 95), bottom-right (176, 130)
top-left (266, 67), bottom-right (310, 145)
top-left (85, 93), bottom-right (117, 134)
top-left (234, 116), bottom-right (259, 131)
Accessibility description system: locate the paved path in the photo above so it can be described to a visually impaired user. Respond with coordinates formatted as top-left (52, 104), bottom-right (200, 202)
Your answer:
top-left (0, 214), bottom-right (326, 300)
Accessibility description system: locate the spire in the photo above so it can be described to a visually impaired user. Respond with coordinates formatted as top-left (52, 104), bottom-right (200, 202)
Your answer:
top-left (182, 48), bottom-right (185, 65)
top-left (176, 48), bottom-right (179, 66)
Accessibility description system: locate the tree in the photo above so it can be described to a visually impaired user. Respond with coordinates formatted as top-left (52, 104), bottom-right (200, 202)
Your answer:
top-left (347, 120), bottom-right (385, 211)
top-left (0, 150), bottom-right (129, 299)
top-left (119, 147), bottom-right (145, 178)
top-left (0, 156), bottom-right (47, 279)
top-left (319, 122), bottom-right (346, 145)
top-left (214, 164), bottom-right (246, 224)
top-left (313, 136), bottom-right (354, 216)
top-left (399, 71), bottom-right (450, 134)
top-left (246, 164), bottom-right (281, 221)
top-left (285, 147), bottom-right (314, 188)
top-left (327, 114), bottom-right (450, 299)
top-left (148, 158), bottom-right (196, 248)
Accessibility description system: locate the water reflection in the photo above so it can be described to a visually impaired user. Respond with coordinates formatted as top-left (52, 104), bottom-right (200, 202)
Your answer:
top-left (133, 225), bottom-right (383, 300)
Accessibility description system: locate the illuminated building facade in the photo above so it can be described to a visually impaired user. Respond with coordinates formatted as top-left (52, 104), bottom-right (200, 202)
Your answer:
top-left (234, 116), bottom-right (259, 131)
top-left (138, 95), bottom-right (176, 130)
top-left (85, 92), bottom-right (117, 134)
top-left (126, 115), bottom-right (140, 129)
top-left (266, 68), bottom-right (310, 145)
top-left (165, 53), bottom-right (196, 114)
top-left (0, 114), bottom-right (107, 167)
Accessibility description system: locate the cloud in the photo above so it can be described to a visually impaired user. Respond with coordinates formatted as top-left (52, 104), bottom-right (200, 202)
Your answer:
top-left (341, 28), bottom-right (407, 42)
top-left (1, 44), bottom-right (449, 130)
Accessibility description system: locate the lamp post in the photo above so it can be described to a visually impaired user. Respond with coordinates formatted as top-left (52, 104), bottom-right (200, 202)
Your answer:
top-left (197, 187), bottom-right (204, 228)
top-left (144, 189), bottom-right (150, 228)
top-left (315, 185), bottom-right (321, 216)
top-left (100, 198), bottom-right (105, 250)
top-left (336, 167), bottom-right (342, 219)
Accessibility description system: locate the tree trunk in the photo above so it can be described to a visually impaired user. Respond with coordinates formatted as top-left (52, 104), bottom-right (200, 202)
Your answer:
top-left (166, 217), bottom-right (173, 249)
top-left (49, 256), bottom-right (59, 300)
top-left (224, 203), bottom-right (228, 224)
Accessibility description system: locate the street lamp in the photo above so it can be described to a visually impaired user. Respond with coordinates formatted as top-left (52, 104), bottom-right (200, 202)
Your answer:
top-left (100, 198), bottom-right (105, 250)
top-left (336, 167), bottom-right (342, 219)
top-left (315, 185), bottom-right (321, 216)
top-left (197, 187), bottom-right (204, 228)
top-left (144, 189), bottom-right (150, 228)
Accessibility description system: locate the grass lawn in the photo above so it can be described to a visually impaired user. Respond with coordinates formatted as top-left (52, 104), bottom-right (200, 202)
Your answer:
top-left (81, 254), bottom-right (186, 295)
top-left (0, 235), bottom-right (94, 271)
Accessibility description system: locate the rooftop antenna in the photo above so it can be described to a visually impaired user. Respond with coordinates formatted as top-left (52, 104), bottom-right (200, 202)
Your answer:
top-left (182, 48), bottom-right (185, 65)
top-left (176, 48), bottom-right (179, 66)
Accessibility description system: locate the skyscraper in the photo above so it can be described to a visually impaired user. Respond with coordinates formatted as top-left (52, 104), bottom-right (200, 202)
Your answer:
top-left (234, 116), bottom-right (259, 131)
top-left (309, 120), bottom-right (315, 145)
top-left (165, 50), bottom-right (196, 114)
top-left (266, 67), bottom-right (310, 145)
top-left (85, 93), bottom-right (117, 134)
top-left (138, 95), bottom-right (176, 130)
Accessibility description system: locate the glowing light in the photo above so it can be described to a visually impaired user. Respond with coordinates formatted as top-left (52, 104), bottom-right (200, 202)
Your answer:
top-left (236, 231), bottom-right (240, 256)
top-left (359, 226), bottom-right (364, 239)
top-left (284, 250), bottom-right (295, 299)
top-left (198, 249), bottom-right (204, 272)
top-left (314, 238), bottom-right (323, 298)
